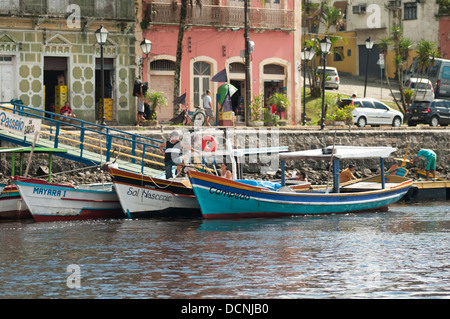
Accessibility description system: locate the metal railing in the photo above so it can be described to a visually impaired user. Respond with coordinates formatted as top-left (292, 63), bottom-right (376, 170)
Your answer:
top-left (0, 0), bottom-right (134, 20)
top-left (147, 3), bottom-right (295, 31)
top-left (0, 102), bottom-right (164, 174)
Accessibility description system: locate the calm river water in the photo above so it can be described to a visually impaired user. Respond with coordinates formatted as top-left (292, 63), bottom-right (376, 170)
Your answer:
top-left (0, 201), bottom-right (449, 300)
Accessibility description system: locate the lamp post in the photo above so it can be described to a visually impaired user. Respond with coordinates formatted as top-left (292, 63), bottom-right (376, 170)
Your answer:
top-left (319, 36), bottom-right (331, 130)
top-left (244, 0), bottom-right (251, 126)
top-left (363, 36), bottom-right (374, 98)
top-left (95, 25), bottom-right (108, 126)
top-left (301, 46), bottom-right (315, 126)
top-left (139, 38), bottom-right (152, 81)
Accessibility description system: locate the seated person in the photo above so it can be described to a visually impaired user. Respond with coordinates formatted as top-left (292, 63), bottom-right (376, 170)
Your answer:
top-left (339, 164), bottom-right (357, 183)
top-left (220, 162), bottom-right (232, 180)
top-left (60, 102), bottom-right (76, 122)
top-left (298, 170), bottom-right (308, 182)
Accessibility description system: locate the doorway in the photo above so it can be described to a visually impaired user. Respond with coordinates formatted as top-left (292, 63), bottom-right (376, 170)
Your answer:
top-left (0, 56), bottom-right (15, 102)
top-left (230, 80), bottom-right (244, 121)
top-left (43, 57), bottom-right (68, 115)
top-left (95, 58), bottom-right (114, 121)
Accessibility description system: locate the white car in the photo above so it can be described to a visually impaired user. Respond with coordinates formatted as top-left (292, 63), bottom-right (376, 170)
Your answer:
top-left (317, 66), bottom-right (340, 90)
top-left (340, 98), bottom-right (404, 127)
top-left (404, 77), bottom-right (435, 100)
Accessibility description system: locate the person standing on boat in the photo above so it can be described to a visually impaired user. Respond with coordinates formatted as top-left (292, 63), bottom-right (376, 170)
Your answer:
top-left (160, 131), bottom-right (182, 179)
top-left (412, 149), bottom-right (436, 181)
top-left (339, 164), bottom-right (357, 183)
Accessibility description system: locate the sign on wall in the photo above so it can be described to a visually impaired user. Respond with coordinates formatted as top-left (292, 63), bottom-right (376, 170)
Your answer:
top-left (0, 110), bottom-right (41, 138)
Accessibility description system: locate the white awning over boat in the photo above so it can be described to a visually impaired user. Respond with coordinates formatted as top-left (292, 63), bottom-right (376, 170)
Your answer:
top-left (279, 146), bottom-right (397, 161)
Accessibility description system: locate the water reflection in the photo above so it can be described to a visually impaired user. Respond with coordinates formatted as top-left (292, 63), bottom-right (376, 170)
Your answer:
top-left (0, 202), bottom-right (449, 298)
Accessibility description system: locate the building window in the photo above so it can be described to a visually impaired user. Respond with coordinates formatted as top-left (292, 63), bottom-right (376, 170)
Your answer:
top-left (193, 61), bottom-right (211, 108)
top-left (334, 47), bottom-right (344, 62)
top-left (404, 2), bottom-right (417, 20)
top-left (150, 60), bottom-right (175, 71)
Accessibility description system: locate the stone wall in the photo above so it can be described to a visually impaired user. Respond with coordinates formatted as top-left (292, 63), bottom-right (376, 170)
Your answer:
top-left (1, 127), bottom-right (449, 185)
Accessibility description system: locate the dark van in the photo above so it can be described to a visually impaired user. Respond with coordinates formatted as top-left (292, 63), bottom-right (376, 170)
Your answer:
top-left (405, 99), bottom-right (450, 126)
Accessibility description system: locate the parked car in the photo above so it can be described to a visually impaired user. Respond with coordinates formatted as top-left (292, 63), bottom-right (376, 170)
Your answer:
top-left (339, 98), bottom-right (403, 127)
top-left (405, 57), bottom-right (450, 98)
top-left (317, 66), bottom-right (340, 90)
top-left (404, 77), bottom-right (434, 100)
top-left (406, 99), bottom-right (450, 126)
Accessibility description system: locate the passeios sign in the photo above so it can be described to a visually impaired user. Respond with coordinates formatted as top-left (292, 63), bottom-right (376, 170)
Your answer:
top-left (0, 111), bottom-right (41, 138)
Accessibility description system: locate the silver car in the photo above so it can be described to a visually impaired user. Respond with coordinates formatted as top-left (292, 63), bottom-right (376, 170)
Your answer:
top-left (340, 98), bottom-right (404, 127)
top-left (317, 66), bottom-right (340, 90)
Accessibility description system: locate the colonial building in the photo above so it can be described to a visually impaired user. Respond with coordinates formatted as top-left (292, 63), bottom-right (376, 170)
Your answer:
top-left (139, 0), bottom-right (303, 125)
top-left (0, 0), bottom-right (136, 124)
top-left (306, 0), bottom-right (440, 78)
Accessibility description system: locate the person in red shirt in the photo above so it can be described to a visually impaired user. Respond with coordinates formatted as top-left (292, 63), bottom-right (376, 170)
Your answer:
top-left (60, 101), bottom-right (76, 123)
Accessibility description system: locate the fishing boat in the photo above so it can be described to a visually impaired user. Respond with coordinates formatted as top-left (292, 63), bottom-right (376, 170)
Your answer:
top-left (108, 166), bottom-right (201, 218)
top-left (188, 146), bottom-right (413, 219)
top-left (389, 148), bottom-right (449, 201)
top-left (108, 142), bottom-right (289, 218)
top-left (14, 177), bottom-right (124, 222)
top-left (0, 147), bottom-right (68, 220)
top-left (0, 184), bottom-right (31, 220)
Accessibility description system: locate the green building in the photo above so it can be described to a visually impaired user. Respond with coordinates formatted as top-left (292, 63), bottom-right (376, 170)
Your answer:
top-left (0, 0), bottom-right (136, 124)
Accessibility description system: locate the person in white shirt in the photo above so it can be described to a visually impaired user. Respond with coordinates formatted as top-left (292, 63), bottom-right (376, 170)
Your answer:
top-left (202, 89), bottom-right (213, 126)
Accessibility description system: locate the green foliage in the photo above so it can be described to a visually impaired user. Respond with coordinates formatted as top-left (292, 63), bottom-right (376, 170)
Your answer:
top-left (145, 90), bottom-right (168, 111)
top-left (249, 93), bottom-right (264, 121)
top-left (404, 88), bottom-right (413, 104)
top-left (437, 0), bottom-right (450, 15)
top-left (326, 103), bottom-right (355, 122)
top-left (267, 93), bottom-right (291, 113)
top-left (263, 108), bottom-right (280, 125)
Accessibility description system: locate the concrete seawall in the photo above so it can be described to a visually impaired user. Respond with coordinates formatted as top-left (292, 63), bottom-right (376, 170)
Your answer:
top-left (1, 126), bottom-right (449, 185)
top-left (121, 126), bottom-right (450, 182)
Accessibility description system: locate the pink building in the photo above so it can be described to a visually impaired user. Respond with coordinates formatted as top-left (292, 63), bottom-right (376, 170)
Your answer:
top-left (139, 0), bottom-right (302, 124)
top-left (439, 16), bottom-right (450, 60)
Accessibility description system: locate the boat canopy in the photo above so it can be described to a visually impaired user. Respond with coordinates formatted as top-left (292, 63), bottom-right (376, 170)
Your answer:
top-left (279, 146), bottom-right (397, 161)
top-left (0, 147), bottom-right (67, 154)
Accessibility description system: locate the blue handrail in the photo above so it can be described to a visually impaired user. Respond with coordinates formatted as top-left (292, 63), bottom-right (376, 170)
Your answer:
top-left (0, 102), bottom-right (164, 172)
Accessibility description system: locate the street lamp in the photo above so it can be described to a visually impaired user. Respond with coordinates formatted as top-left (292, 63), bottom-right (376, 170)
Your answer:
top-left (140, 38), bottom-right (152, 56)
top-left (364, 36), bottom-right (374, 98)
top-left (319, 36), bottom-right (332, 130)
top-left (95, 25), bottom-right (108, 126)
top-left (301, 46), bottom-right (315, 125)
top-left (139, 38), bottom-right (152, 80)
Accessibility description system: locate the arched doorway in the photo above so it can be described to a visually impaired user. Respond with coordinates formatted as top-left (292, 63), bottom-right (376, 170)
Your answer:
top-left (193, 61), bottom-right (212, 108)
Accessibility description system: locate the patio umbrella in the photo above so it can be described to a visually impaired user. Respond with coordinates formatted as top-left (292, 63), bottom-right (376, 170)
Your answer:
top-left (217, 83), bottom-right (237, 105)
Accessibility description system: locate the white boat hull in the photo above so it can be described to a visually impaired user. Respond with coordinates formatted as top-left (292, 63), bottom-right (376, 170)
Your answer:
top-left (15, 180), bottom-right (124, 222)
top-left (114, 182), bottom-right (200, 218)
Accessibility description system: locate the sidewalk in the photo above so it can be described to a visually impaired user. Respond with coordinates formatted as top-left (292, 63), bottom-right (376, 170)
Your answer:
top-left (337, 74), bottom-right (399, 102)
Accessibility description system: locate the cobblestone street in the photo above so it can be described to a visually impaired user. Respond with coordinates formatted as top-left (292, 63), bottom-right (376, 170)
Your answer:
top-left (335, 74), bottom-right (400, 103)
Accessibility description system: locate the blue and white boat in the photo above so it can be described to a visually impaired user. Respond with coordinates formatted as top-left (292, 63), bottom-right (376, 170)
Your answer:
top-left (15, 178), bottom-right (124, 222)
top-left (188, 146), bottom-right (413, 219)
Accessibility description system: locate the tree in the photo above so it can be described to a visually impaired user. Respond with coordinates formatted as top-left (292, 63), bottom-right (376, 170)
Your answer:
top-left (302, 0), bottom-right (345, 97)
top-left (412, 40), bottom-right (440, 101)
top-left (173, 0), bottom-right (202, 117)
top-left (378, 26), bottom-right (413, 115)
top-left (378, 27), bottom-right (441, 114)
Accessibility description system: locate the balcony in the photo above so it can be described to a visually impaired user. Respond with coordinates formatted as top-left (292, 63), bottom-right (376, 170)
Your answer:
top-left (145, 3), bottom-right (295, 31)
top-left (0, 0), bottom-right (134, 21)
